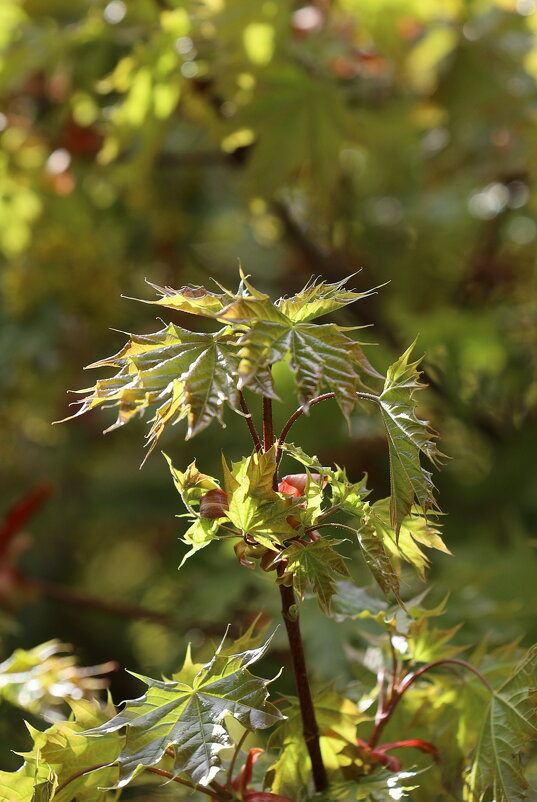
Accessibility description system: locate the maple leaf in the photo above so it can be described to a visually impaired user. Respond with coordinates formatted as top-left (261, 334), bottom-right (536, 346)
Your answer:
top-left (276, 275), bottom-right (381, 325)
top-left (377, 342), bottom-right (443, 538)
top-left (278, 539), bottom-right (350, 615)
top-left (84, 634), bottom-right (284, 788)
top-left (222, 447), bottom-right (299, 548)
top-left (356, 505), bottom-right (401, 604)
top-left (61, 324), bottom-right (247, 452)
top-left (0, 699), bottom-right (120, 802)
top-left (369, 498), bottom-right (449, 580)
top-left (465, 645), bottom-right (537, 802)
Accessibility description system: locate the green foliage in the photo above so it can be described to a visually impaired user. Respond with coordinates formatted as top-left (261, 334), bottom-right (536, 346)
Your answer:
top-left (466, 646), bottom-right (537, 802)
top-left (3, 247), bottom-right (537, 802)
top-left (0, 699), bottom-right (120, 802)
top-left (84, 633), bottom-right (283, 788)
top-left (0, 640), bottom-right (114, 721)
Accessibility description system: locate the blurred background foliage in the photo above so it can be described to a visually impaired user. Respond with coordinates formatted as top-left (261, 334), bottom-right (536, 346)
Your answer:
top-left (0, 0), bottom-right (536, 773)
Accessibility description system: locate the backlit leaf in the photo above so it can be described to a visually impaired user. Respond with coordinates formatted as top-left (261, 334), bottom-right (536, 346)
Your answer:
top-left (0, 699), bottom-right (120, 802)
top-left (370, 498), bottom-right (449, 580)
top-left (279, 539), bottom-right (350, 615)
top-left (277, 275), bottom-right (381, 326)
top-left (377, 342), bottom-right (442, 537)
top-left (356, 506), bottom-right (401, 604)
top-left (222, 447), bottom-right (298, 547)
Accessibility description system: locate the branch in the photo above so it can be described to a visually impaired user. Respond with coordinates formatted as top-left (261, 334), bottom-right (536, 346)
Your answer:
top-left (55, 761), bottom-right (227, 801)
top-left (278, 567), bottom-right (328, 792)
top-left (239, 392), bottom-right (262, 453)
top-left (368, 658), bottom-right (494, 747)
top-left (276, 391), bottom-right (378, 464)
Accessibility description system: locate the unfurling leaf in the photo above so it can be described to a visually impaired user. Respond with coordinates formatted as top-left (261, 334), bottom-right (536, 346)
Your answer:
top-left (84, 633), bottom-right (284, 788)
top-left (222, 447), bottom-right (299, 548)
top-left (369, 498), bottom-right (449, 580)
top-left (377, 342), bottom-right (443, 538)
top-left (279, 539), bottom-right (350, 614)
top-left (465, 645), bottom-right (537, 802)
top-left (356, 506), bottom-right (401, 604)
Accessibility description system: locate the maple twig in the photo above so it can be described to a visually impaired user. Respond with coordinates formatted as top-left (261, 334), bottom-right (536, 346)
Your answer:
top-left (276, 391), bottom-right (378, 464)
top-left (278, 566), bottom-right (328, 792)
top-left (239, 391), bottom-right (262, 452)
top-left (145, 766), bottom-right (230, 800)
top-left (262, 391), bottom-right (327, 792)
top-left (368, 658), bottom-right (494, 748)
top-left (226, 728), bottom-right (250, 789)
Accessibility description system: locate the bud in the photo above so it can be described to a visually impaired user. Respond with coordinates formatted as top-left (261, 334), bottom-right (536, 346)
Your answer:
top-left (199, 488), bottom-right (229, 519)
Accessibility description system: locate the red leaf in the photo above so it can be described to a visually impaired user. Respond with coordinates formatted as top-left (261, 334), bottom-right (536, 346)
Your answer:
top-left (0, 483), bottom-right (54, 558)
top-left (232, 748), bottom-right (264, 795)
top-left (244, 793), bottom-right (295, 802)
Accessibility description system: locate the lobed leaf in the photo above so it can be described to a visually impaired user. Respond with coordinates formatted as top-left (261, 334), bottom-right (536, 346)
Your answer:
top-left (279, 539), bottom-right (350, 615)
top-left (356, 506), bottom-right (401, 604)
top-left (377, 342), bottom-right (442, 538)
top-left (369, 498), bottom-right (449, 581)
top-left (465, 646), bottom-right (537, 802)
top-left (222, 447), bottom-right (299, 548)
top-left (84, 633), bottom-right (284, 788)
top-left (0, 699), bottom-right (120, 802)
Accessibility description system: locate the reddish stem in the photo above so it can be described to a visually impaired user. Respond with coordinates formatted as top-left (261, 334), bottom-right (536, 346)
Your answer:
top-left (276, 391), bottom-right (378, 464)
top-left (278, 570), bottom-right (328, 792)
top-left (239, 392), bottom-right (262, 453)
top-left (262, 393), bottom-right (327, 792)
top-left (368, 658), bottom-right (493, 748)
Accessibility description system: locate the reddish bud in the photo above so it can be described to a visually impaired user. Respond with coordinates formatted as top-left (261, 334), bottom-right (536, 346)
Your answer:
top-left (199, 488), bottom-right (229, 519)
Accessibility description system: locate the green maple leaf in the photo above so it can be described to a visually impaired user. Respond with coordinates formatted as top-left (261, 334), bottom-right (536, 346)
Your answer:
top-left (62, 324), bottom-right (247, 452)
top-left (222, 447), bottom-right (299, 548)
top-left (377, 342), bottom-right (442, 537)
top-left (465, 646), bottom-right (537, 802)
top-left (62, 272), bottom-right (381, 449)
top-left (276, 275), bottom-right (381, 325)
top-left (84, 634), bottom-right (284, 788)
top-left (267, 686), bottom-right (364, 799)
top-left (316, 769), bottom-right (419, 800)
top-left (0, 699), bottom-right (120, 802)
top-left (279, 539), bottom-right (350, 615)
top-left (356, 505), bottom-right (401, 604)
top-left (369, 498), bottom-right (449, 580)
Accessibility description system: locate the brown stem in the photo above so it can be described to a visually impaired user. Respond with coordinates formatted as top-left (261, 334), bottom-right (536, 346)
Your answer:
top-left (260, 392), bottom-right (326, 791)
top-left (145, 767), bottom-right (230, 800)
top-left (263, 396), bottom-right (274, 450)
top-left (276, 391), bottom-right (378, 464)
top-left (55, 763), bottom-right (112, 795)
top-left (278, 567), bottom-right (328, 792)
top-left (226, 728), bottom-right (249, 789)
top-left (368, 658), bottom-right (493, 748)
top-left (55, 760), bottom-right (227, 800)
top-left (239, 392), bottom-right (262, 453)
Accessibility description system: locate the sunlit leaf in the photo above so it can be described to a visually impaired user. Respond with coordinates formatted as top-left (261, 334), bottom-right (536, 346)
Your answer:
top-left (279, 539), bottom-right (350, 614)
top-left (0, 699), bottom-right (120, 802)
top-left (277, 275), bottom-right (381, 326)
top-left (377, 342), bottom-right (442, 537)
top-left (369, 498), bottom-right (449, 580)
top-left (84, 633), bottom-right (283, 788)
top-left (222, 447), bottom-right (299, 548)
top-left (356, 506), bottom-right (401, 604)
